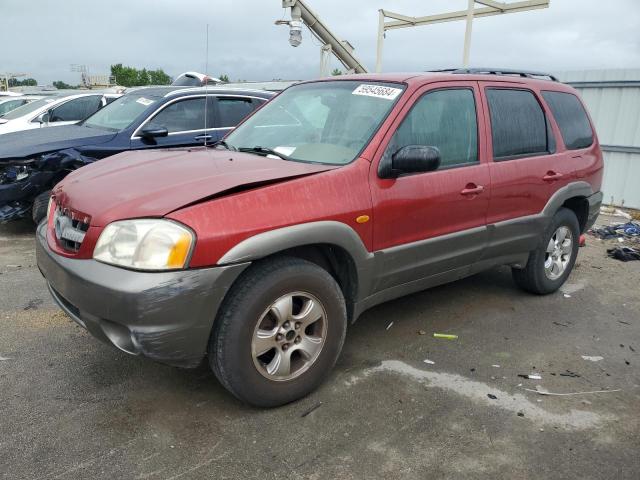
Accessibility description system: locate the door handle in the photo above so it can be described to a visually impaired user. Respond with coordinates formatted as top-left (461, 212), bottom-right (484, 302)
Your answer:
top-left (194, 134), bottom-right (213, 141)
top-left (543, 171), bottom-right (564, 182)
top-left (460, 184), bottom-right (484, 196)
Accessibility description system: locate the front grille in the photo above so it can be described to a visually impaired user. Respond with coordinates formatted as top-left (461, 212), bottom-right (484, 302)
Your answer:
top-left (53, 208), bottom-right (89, 252)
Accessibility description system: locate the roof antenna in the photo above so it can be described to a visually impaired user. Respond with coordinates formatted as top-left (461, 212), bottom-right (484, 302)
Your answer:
top-left (203, 23), bottom-right (209, 147)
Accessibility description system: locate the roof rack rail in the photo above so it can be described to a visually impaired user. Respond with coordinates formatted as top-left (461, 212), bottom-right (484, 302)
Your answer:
top-left (430, 68), bottom-right (558, 82)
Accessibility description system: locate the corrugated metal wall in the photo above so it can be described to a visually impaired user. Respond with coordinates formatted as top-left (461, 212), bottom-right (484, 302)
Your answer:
top-left (556, 69), bottom-right (640, 209)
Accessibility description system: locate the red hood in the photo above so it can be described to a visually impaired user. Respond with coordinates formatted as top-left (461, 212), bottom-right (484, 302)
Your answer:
top-left (53, 148), bottom-right (338, 226)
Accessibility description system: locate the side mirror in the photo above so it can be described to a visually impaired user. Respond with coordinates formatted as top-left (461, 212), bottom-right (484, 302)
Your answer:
top-left (140, 127), bottom-right (168, 140)
top-left (380, 145), bottom-right (441, 178)
top-left (35, 111), bottom-right (50, 125)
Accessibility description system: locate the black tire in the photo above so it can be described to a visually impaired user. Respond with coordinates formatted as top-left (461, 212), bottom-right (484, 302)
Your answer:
top-left (209, 256), bottom-right (347, 407)
top-left (31, 190), bottom-right (51, 224)
top-left (512, 207), bottom-right (580, 295)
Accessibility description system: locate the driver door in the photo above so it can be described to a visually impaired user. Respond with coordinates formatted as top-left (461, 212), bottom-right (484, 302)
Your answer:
top-left (369, 82), bottom-right (490, 293)
top-left (131, 96), bottom-right (219, 150)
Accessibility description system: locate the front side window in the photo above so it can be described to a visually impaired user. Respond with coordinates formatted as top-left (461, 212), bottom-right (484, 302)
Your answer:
top-left (145, 97), bottom-right (208, 133)
top-left (49, 96), bottom-right (102, 122)
top-left (224, 81), bottom-right (405, 164)
top-left (216, 97), bottom-right (262, 128)
top-left (542, 91), bottom-right (593, 150)
top-left (84, 93), bottom-right (159, 131)
top-left (486, 89), bottom-right (549, 159)
top-left (384, 88), bottom-right (478, 170)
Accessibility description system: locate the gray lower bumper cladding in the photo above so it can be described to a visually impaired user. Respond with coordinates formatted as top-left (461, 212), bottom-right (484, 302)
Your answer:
top-left (36, 223), bottom-right (249, 368)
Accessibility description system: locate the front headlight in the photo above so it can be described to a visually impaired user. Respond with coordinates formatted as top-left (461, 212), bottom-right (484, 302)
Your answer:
top-left (93, 219), bottom-right (194, 271)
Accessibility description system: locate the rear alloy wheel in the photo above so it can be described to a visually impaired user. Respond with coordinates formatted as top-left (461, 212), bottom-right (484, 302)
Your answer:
top-left (544, 226), bottom-right (573, 280)
top-left (512, 207), bottom-right (580, 295)
top-left (210, 256), bottom-right (347, 407)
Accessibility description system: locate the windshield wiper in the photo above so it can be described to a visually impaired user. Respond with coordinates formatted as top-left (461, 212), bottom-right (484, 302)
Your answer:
top-left (238, 146), bottom-right (290, 160)
top-left (210, 140), bottom-right (237, 151)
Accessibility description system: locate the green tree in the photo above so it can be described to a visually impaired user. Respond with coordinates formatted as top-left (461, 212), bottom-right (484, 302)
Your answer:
top-left (219, 74), bottom-right (230, 82)
top-left (148, 69), bottom-right (171, 85)
top-left (331, 69), bottom-right (342, 76)
top-left (53, 80), bottom-right (76, 89)
top-left (8, 77), bottom-right (37, 87)
top-left (110, 64), bottom-right (171, 87)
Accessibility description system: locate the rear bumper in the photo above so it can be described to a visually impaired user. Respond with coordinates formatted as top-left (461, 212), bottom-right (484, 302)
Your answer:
top-left (585, 191), bottom-right (603, 232)
top-left (36, 222), bottom-right (249, 367)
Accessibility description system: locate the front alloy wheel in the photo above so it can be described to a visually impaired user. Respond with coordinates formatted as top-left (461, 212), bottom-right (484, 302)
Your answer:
top-left (252, 292), bottom-right (327, 381)
top-left (209, 256), bottom-right (347, 407)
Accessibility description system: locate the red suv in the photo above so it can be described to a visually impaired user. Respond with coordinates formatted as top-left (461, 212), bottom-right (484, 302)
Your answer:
top-left (37, 70), bottom-right (603, 407)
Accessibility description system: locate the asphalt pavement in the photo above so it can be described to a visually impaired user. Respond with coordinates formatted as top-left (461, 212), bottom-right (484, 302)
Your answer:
top-left (0, 216), bottom-right (638, 479)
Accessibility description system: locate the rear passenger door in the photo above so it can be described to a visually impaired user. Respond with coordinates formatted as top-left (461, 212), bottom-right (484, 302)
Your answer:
top-left (370, 82), bottom-right (490, 292)
top-left (479, 82), bottom-right (571, 257)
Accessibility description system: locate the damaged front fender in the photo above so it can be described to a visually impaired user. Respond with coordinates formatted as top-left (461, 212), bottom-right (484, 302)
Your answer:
top-left (0, 148), bottom-right (96, 222)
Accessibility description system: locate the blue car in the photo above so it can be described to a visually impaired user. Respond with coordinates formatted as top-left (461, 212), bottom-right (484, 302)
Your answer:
top-left (0, 86), bottom-right (275, 222)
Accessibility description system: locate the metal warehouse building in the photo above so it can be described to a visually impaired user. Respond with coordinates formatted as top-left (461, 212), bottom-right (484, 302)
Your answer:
top-left (558, 69), bottom-right (640, 210)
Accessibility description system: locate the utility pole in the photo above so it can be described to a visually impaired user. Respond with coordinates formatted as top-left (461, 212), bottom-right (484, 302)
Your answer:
top-left (376, 0), bottom-right (550, 72)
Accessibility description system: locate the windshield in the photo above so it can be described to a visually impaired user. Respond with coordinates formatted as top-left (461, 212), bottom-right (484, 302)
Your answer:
top-left (1, 97), bottom-right (57, 120)
top-left (224, 80), bottom-right (405, 164)
top-left (83, 93), bottom-right (158, 131)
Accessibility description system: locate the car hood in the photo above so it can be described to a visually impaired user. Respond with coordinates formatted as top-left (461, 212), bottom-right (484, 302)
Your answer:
top-left (54, 148), bottom-right (339, 226)
top-left (0, 124), bottom-right (117, 161)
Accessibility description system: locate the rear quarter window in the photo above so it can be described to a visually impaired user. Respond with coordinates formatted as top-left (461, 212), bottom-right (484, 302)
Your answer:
top-left (486, 88), bottom-right (549, 160)
top-left (541, 91), bottom-right (593, 150)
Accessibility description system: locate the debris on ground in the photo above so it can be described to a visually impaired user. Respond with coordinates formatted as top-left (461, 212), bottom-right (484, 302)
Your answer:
top-left (386, 322), bottom-right (394, 330)
top-left (423, 359), bottom-right (435, 365)
top-left (589, 221), bottom-right (640, 242)
top-left (517, 411), bottom-right (525, 417)
top-left (581, 355), bottom-right (604, 362)
top-left (559, 370), bottom-right (581, 378)
top-left (417, 330), bottom-right (426, 335)
top-left (433, 333), bottom-right (458, 340)
top-left (607, 246), bottom-right (640, 261)
top-left (579, 234), bottom-right (586, 247)
top-left (0, 355), bottom-right (12, 361)
top-left (491, 364), bottom-right (500, 368)
top-left (518, 373), bottom-right (542, 380)
top-left (487, 394), bottom-right (498, 400)
top-left (300, 401), bottom-right (323, 417)
top-left (563, 293), bottom-right (572, 298)
top-left (523, 385), bottom-right (622, 396)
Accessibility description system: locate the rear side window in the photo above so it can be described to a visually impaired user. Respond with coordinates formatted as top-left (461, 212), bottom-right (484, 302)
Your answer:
top-left (486, 89), bottom-right (548, 160)
top-left (387, 88), bottom-right (478, 169)
top-left (215, 97), bottom-right (260, 128)
top-left (542, 91), bottom-right (593, 150)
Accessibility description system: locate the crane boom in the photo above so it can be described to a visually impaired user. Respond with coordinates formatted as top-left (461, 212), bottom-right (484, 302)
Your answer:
top-left (280, 0), bottom-right (368, 74)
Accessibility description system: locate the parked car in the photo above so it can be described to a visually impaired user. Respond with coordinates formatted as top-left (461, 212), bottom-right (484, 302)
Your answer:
top-left (0, 86), bottom-right (273, 222)
top-left (0, 92), bottom-right (120, 135)
top-left (0, 95), bottom-right (43, 116)
top-left (37, 70), bottom-right (603, 407)
top-left (172, 71), bottom-right (222, 86)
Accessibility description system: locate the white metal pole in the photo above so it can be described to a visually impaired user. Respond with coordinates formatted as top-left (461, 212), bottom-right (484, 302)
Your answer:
top-left (376, 9), bottom-right (385, 73)
top-left (462, 0), bottom-right (475, 66)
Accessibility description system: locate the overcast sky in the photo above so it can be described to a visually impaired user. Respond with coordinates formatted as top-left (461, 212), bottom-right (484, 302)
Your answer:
top-left (2, 0), bottom-right (639, 84)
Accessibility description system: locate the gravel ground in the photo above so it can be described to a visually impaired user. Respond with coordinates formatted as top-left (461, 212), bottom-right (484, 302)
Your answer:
top-left (0, 216), bottom-right (638, 480)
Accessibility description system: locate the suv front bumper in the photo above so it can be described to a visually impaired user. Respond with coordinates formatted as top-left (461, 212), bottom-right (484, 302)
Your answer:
top-left (36, 222), bottom-right (249, 368)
